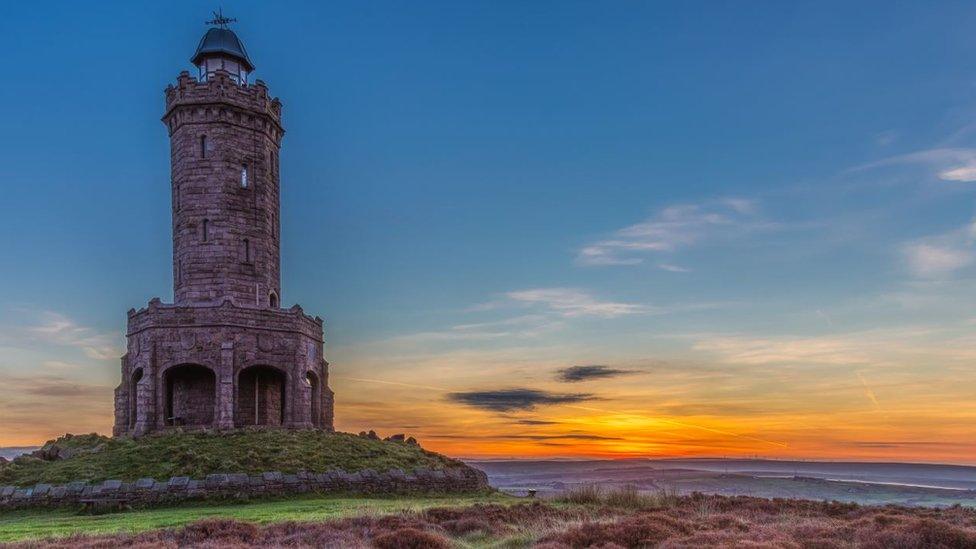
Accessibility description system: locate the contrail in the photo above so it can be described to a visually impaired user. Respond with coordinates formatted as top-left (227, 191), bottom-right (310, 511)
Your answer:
top-left (337, 376), bottom-right (788, 448)
top-left (856, 371), bottom-right (882, 412)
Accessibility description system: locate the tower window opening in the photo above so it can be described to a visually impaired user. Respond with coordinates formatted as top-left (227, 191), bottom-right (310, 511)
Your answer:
top-left (244, 238), bottom-right (251, 263)
top-left (202, 219), bottom-right (209, 242)
top-left (269, 291), bottom-right (278, 308)
top-left (241, 165), bottom-right (248, 188)
top-left (200, 135), bottom-right (207, 158)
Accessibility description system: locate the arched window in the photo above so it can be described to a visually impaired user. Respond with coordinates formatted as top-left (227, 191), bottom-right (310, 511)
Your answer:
top-left (269, 291), bottom-right (278, 308)
top-left (200, 135), bottom-right (207, 158)
top-left (243, 238), bottom-right (251, 263)
top-left (202, 219), bottom-right (209, 242)
top-left (241, 165), bottom-right (248, 188)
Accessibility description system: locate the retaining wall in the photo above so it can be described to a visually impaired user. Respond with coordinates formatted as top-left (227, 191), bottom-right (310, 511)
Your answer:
top-left (0, 466), bottom-right (490, 511)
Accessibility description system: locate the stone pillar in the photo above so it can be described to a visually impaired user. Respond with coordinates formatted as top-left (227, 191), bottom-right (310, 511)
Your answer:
top-left (217, 342), bottom-right (235, 429)
top-left (291, 343), bottom-right (313, 429)
top-left (133, 378), bottom-right (151, 437)
top-left (112, 380), bottom-right (127, 437)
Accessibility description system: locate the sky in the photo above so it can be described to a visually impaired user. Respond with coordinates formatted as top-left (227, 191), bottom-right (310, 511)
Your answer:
top-left (2, 1), bottom-right (976, 464)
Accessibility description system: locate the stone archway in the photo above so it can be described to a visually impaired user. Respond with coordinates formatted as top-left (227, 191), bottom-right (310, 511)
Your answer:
top-left (128, 368), bottom-right (144, 430)
top-left (163, 364), bottom-right (216, 427)
top-left (237, 365), bottom-right (287, 427)
top-left (306, 371), bottom-right (320, 428)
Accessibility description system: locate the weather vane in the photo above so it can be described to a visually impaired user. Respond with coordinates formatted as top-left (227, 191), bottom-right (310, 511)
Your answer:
top-left (205, 8), bottom-right (236, 28)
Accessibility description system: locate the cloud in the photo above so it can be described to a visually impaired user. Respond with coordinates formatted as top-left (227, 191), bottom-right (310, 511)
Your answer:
top-left (657, 263), bottom-right (691, 273)
top-left (512, 419), bottom-right (560, 425)
top-left (0, 374), bottom-right (109, 399)
top-left (901, 221), bottom-right (976, 279)
top-left (447, 388), bottom-right (596, 412)
top-left (903, 243), bottom-right (973, 278)
top-left (25, 312), bottom-right (120, 360)
top-left (429, 432), bottom-right (623, 441)
top-left (850, 147), bottom-right (976, 182)
top-left (506, 288), bottom-right (646, 318)
top-left (939, 166), bottom-right (976, 182)
top-left (556, 365), bottom-right (637, 382)
top-left (577, 198), bottom-right (769, 266)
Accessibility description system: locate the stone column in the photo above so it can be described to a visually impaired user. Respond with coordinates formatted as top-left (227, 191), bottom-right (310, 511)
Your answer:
top-left (133, 377), bottom-right (151, 437)
top-left (217, 341), bottom-right (235, 429)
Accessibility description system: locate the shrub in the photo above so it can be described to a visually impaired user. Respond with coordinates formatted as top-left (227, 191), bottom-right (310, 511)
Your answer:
top-left (371, 527), bottom-right (452, 549)
top-left (560, 484), bottom-right (604, 504)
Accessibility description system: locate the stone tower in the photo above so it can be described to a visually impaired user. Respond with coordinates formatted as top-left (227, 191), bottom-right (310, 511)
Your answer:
top-left (114, 19), bottom-right (334, 437)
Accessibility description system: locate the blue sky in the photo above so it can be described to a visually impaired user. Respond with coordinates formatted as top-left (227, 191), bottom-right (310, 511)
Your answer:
top-left (2, 1), bottom-right (976, 461)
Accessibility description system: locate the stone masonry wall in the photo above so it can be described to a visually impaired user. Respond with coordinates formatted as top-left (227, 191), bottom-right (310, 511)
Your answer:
top-left (164, 70), bottom-right (283, 308)
top-left (114, 300), bottom-right (334, 436)
top-left (0, 467), bottom-right (490, 511)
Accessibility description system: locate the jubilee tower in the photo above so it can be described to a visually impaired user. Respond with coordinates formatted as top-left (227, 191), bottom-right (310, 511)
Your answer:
top-left (114, 14), bottom-right (334, 436)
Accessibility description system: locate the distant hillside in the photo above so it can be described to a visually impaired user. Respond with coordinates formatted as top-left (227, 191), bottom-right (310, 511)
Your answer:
top-left (0, 447), bottom-right (36, 461)
top-left (0, 430), bottom-right (469, 487)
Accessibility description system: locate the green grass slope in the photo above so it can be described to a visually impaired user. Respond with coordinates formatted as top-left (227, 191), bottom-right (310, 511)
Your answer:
top-left (0, 430), bottom-right (465, 488)
top-left (0, 494), bottom-right (517, 542)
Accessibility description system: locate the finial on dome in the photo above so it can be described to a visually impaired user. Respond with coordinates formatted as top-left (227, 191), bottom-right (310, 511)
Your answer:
top-left (205, 8), bottom-right (237, 29)
top-left (192, 10), bottom-right (254, 84)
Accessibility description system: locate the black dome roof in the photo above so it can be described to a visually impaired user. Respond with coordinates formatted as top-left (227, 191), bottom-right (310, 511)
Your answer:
top-left (191, 28), bottom-right (254, 71)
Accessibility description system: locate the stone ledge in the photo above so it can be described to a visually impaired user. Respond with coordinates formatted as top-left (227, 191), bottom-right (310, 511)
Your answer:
top-left (0, 466), bottom-right (490, 511)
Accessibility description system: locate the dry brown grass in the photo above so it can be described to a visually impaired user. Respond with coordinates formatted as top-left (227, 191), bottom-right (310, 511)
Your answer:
top-left (10, 494), bottom-right (976, 548)
top-left (557, 484), bottom-right (681, 510)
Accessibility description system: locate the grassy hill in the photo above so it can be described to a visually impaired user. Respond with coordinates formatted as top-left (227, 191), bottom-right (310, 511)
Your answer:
top-left (0, 430), bottom-right (466, 487)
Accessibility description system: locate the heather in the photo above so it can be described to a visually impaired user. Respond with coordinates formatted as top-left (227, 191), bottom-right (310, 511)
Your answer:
top-left (7, 491), bottom-right (976, 547)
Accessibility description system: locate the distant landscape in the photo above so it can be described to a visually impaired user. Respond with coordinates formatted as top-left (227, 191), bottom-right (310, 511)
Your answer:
top-left (471, 458), bottom-right (976, 508)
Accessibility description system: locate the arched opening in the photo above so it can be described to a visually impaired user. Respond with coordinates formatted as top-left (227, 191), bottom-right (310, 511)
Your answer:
top-left (128, 368), bottom-right (144, 429)
top-left (202, 219), bottom-right (209, 242)
top-left (163, 364), bottom-right (216, 428)
top-left (269, 291), bottom-right (278, 308)
top-left (200, 135), bottom-right (207, 158)
top-left (236, 365), bottom-right (286, 427)
top-left (306, 371), bottom-right (320, 428)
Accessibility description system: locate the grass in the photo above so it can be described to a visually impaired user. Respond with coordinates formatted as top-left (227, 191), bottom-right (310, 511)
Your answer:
top-left (0, 430), bottom-right (465, 487)
top-left (555, 483), bottom-right (681, 510)
top-left (0, 493), bottom-right (517, 543)
top-left (7, 492), bottom-right (976, 547)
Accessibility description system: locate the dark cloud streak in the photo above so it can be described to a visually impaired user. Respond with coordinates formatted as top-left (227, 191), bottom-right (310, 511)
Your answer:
top-left (557, 365), bottom-right (636, 382)
top-left (447, 388), bottom-right (595, 412)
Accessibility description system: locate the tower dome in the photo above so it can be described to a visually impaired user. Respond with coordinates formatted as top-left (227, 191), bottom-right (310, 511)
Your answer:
top-left (192, 27), bottom-right (254, 84)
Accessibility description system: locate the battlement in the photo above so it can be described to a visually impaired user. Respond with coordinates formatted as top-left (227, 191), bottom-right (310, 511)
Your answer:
top-left (163, 70), bottom-right (283, 141)
top-left (127, 298), bottom-right (324, 342)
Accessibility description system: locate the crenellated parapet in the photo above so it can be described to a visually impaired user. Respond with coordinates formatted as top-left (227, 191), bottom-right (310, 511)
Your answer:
top-left (163, 70), bottom-right (283, 144)
top-left (127, 298), bottom-right (324, 342)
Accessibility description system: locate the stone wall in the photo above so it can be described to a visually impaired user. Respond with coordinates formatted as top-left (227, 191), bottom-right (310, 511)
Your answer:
top-left (114, 300), bottom-right (333, 436)
top-left (0, 466), bottom-right (490, 511)
top-left (164, 70), bottom-right (283, 308)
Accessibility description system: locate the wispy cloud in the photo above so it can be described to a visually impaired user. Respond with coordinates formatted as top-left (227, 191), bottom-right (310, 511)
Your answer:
top-left (657, 263), bottom-right (692, 273)
top-left (506, 288), bottom-right (646, 318)
top-left (24, 312), bottom-right (120, 360)
top-left (577, 198), bottom-right (770, 267)
top-left (556, 365), bottom-right (637, 382)
top-left (447, 388), bottom-right (596, 412)
top-left (851, 147), bottom-right (976, 182)
top-left (901, 221), bottom-right (976, 279)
